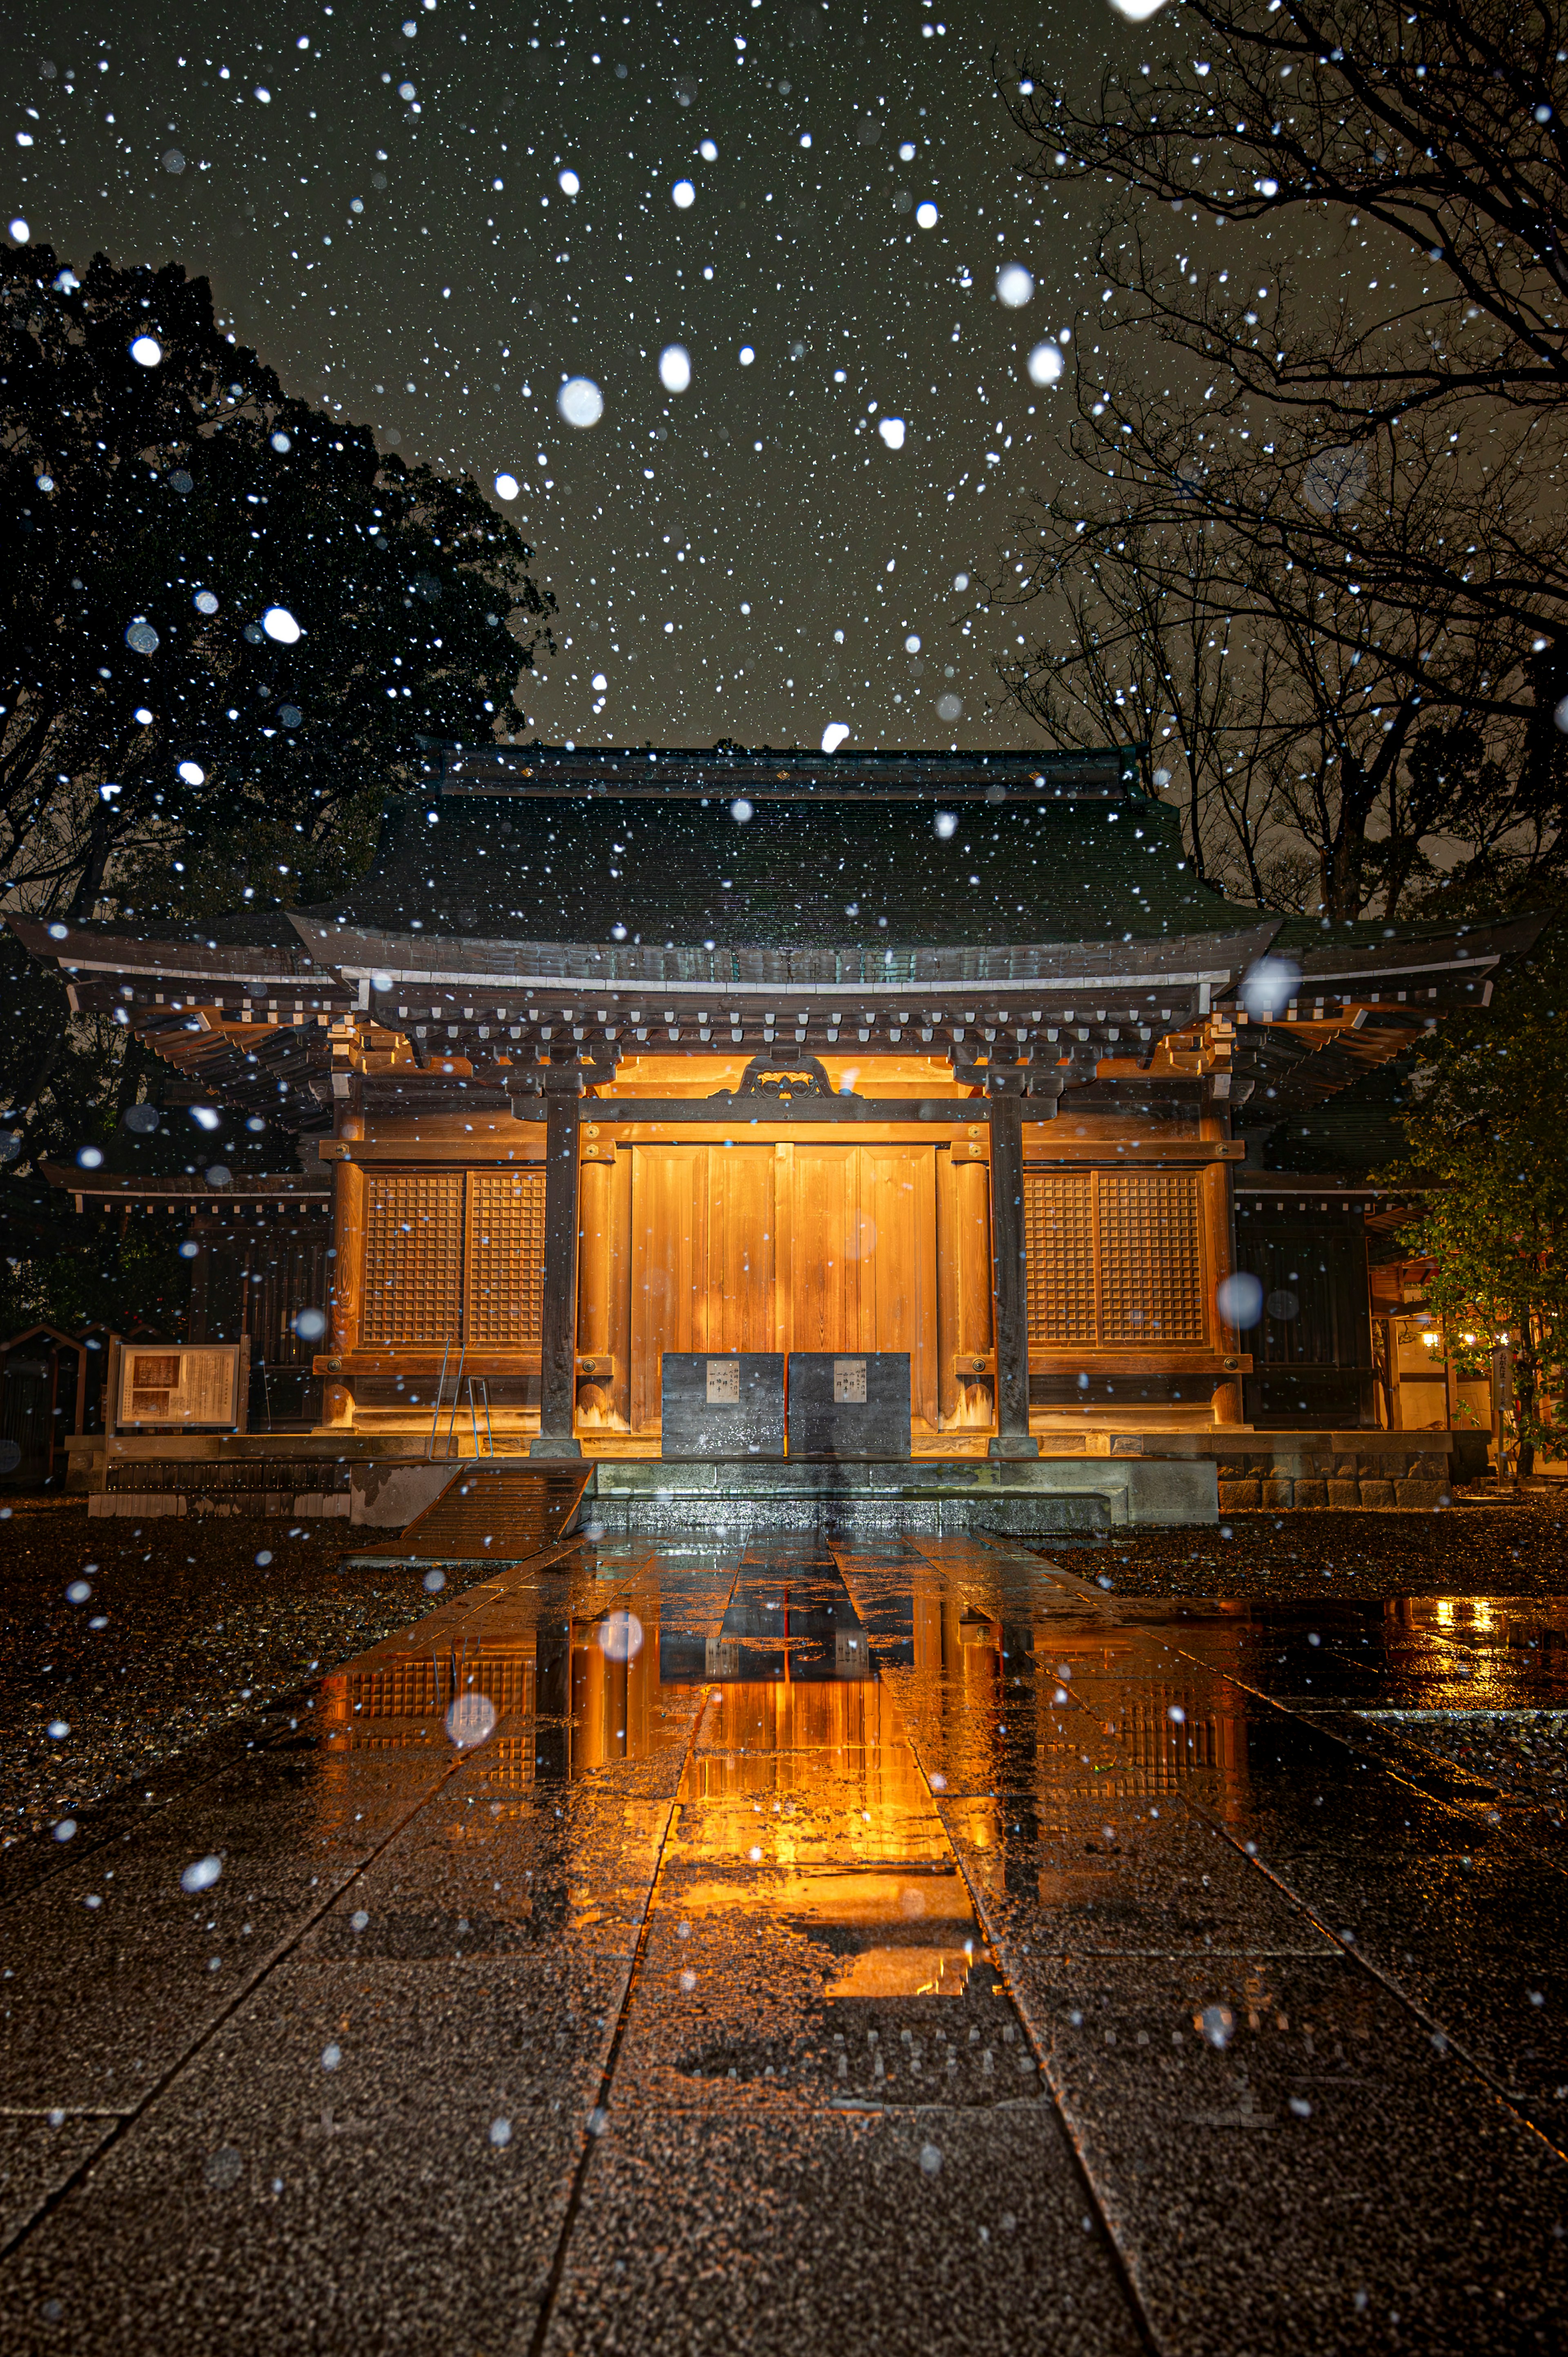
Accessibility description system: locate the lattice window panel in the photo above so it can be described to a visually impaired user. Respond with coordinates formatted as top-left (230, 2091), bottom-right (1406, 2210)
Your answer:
top-left (466, 1170), bottom-right (546, 1347)
top-left (1097, 1171), bottom-right (1206, 1345)
top-left (1025, 1173), bottom-right (1096, 1345)
top-left (360, 1173), bottom-right (463, 1346)
top-left (356, 1660), bottom-right (437, 1717)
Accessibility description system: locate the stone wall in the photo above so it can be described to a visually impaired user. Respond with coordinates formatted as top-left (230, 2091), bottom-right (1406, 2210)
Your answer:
top-left (1216, 1447), bottom-right (1452, 1512)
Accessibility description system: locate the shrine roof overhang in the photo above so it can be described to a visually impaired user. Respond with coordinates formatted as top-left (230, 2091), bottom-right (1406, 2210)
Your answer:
top-left (423, 740), bottom-right (1141, 801)
top-left (4, 916), bottom-right (347, 1003)
top-left (288, 917), bottom-right (1281, 1001)
top-left (11, 905), bottom-right (1530, 1016)
top-left (1226, 913), bottom-right (1544, 1000)
top-left (8, 905), bottom-right (1542, 1139)
top-left (40, 1166), bottom-right (332, 1211)
top-left (6, 903), bottom-right (1282, 1028)
top-left (1219, 912), bottom-right (1544, 1117)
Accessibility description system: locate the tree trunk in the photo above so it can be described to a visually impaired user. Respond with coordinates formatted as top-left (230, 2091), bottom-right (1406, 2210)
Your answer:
top-left (1325, 750), bottom-right (1379, 919)
top-left (1515, 1317), bottom-right (1541, 1479)
top-left (67, 811), bottom-right (114, 922)
top-left (1521, 646), bottom-right (1568, 832)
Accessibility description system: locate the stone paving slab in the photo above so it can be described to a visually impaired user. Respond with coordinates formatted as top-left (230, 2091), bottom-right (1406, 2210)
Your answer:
top-left (2, 1532), bottom-right (1566, 2354)
top-left (541, 2094), bottom-right (1143, 2357)
top-left (1027, 1952), bottom-right (1565, 2357)
top-left (4, 1957), bottom-right (592, 2357)
top-left (0, 2117), bottom-right (118, 2255)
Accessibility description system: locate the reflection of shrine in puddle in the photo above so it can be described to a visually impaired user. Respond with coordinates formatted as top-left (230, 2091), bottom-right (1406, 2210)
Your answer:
top-left (315, 1597), bottom-right (668, 1790)
top-left (670, 1616), bottom-right (989, 2002)
top-left (906, 1583), bottom-right (1252, 1793)
top-left (309, 1554), bottom-right (994, 1998)
top-left (875, 1578), bottom-right (1258, 1924)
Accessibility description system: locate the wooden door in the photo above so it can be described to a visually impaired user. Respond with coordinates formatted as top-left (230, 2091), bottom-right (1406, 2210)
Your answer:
top-left (788, 1145), bottom-right (940, 1437)
top-left (627, 1144), bottom-right (779, 1433)
top-left (706, 1144), bottom-right (778, 1354)
top-left (610, 1137), bottom-right (970, 1444)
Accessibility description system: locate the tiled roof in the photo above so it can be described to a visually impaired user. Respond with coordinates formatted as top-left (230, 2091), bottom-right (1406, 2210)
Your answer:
top-left (314, 783), bottom-right (1251, 950)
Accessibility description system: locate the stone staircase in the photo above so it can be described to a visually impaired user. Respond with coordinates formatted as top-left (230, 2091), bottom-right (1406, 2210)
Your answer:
top-left (361, 1461), bottom-right (591, 1563)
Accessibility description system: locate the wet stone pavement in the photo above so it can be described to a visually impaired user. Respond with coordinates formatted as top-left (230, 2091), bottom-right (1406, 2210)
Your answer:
top-left (0, 1536), bottom-right (1564, 2355)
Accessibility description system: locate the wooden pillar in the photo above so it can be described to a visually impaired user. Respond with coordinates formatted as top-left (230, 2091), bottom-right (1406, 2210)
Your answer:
top-left (987, 1080), bottom-right (1038, 1457)
top-left (534, 1066), bottom-right (584, 1456)
top-left (104, 1335), bottom-right (122, 1442)
top-left (235, 1333), bottom-right (252, 1434)
top-left (577, 1139), bottom-right (635, 1433)
top-left (1203, 1156), bottom-right (1245, 1425)
top-left (187, 1219), bottom-right (213, 1343)
top-left (937, 1145), bottom-right (995, 1435)
top-left (323, 1161), bottom-right (363, 1429)
top-left (575, 1155), bottom-right (614, 1366)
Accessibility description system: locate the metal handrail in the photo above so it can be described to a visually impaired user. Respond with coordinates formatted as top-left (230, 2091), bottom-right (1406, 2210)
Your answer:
top-left (424, 1350), bottom-right (499, 1462)
top-left (427, 1340), bottom-right (473, 1460)
top-left (467, 1376), bottom-right (494, 1459)
top-left (443, 1347), bottom-right (466, 1461)
top-left (424, 1348), bottom-right (443, 1452)
top-left (426, 1341), bottom-right (452, 1459)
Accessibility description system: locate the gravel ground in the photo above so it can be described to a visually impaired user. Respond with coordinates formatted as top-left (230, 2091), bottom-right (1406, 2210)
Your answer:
top-left (1058, 1500), bottom-right (1568, 1602)
top-left (1365, 1708), bottom-right (1568, 1825)
top-left (0, 1501), bottom-right (488, 1845)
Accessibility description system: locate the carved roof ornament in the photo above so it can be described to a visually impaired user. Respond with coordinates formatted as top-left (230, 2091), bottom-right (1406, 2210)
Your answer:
top-left (719, 1051), bottom-right (842, 1102)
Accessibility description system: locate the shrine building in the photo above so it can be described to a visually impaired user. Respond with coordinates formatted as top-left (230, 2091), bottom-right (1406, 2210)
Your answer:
top-left (11, 742), bottom-right (1533, 1525)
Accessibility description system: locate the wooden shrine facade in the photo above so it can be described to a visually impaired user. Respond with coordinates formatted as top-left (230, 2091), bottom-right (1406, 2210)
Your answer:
top-left (11, 741), bottom-right (1539, 1453)
top-left (314, 1089), bottom-right (1248, 1452)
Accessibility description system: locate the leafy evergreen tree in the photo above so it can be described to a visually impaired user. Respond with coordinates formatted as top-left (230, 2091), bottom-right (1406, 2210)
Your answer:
top-left (1388, 932), bottom-right (1568, 1468)
top-left (0, 243), bottom-right (552, 1327)
top-left (2, 242), bottom-right (550, 929)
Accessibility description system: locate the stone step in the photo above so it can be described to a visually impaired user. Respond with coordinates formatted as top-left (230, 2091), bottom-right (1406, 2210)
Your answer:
top-left (368, 1461), bottom-right (591, 1562)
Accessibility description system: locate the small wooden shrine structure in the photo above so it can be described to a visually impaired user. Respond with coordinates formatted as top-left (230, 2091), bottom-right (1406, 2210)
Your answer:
top-left (12, 743), bottom-right (1531, 1458)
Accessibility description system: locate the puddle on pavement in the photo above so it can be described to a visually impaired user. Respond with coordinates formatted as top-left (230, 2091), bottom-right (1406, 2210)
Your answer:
top-left (315, 1550), bottom-right (714, 1786)
top-left (309, 1539), bottom-right (1043, 2098)
top-left (664, 1559), bottom-right (1017, 2016)
top-left (301, 1535), bottom-right (1568, 2095)
top-left (644, 1550), bottom-right (1039, 2105)
top-left (673, 1662), bottom-right (983, 2003)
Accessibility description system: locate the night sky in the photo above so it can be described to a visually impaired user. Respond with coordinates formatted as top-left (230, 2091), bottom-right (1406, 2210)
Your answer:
top-left (7, 1), bottom-right (1158, 754)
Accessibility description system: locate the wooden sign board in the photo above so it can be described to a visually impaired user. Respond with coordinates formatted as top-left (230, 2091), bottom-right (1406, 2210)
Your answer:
top-left (660, 1352), bottom-right (786, 1460)
top-left (787, 1351), bottom-right (911, 1461)
top-left (117, 1345), bottom-right (244, 1430)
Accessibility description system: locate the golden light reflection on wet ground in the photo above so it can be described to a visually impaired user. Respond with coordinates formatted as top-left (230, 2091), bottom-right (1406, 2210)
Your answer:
top-left (301, 1531), bottom-right (1568, 2049)
top-left (12, 1526), bottom-right (1568, 2357)
top-left (666, 1565), bottom-right (993, 2002)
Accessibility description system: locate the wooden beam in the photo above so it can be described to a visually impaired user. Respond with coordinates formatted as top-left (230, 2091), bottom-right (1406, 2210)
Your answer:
top-left (1023, 1137), bottom-right (1245, 1162)
top-left (1029, 1350), bottom-right (1252, 1376)
top-left (535, 1071), bottom-right (584, 1456)
top-left (569, 1097), bottom-right (991, 1124)
top-left (334, 1347), bottom-right (541, 1374)
top-left (327, 1119), bottom-right (1243, 1163)
top-left (1202, 1156), bottom-right (1246, 1423)
top-left (324, 1160), bottom-right (363, 1429)
top-left (326, 1138), bottom-right (544, 1166)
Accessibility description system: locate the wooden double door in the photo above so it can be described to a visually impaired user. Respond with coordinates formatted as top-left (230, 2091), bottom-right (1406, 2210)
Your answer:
top-left (575, 1139), bottom-right (995, 1442)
